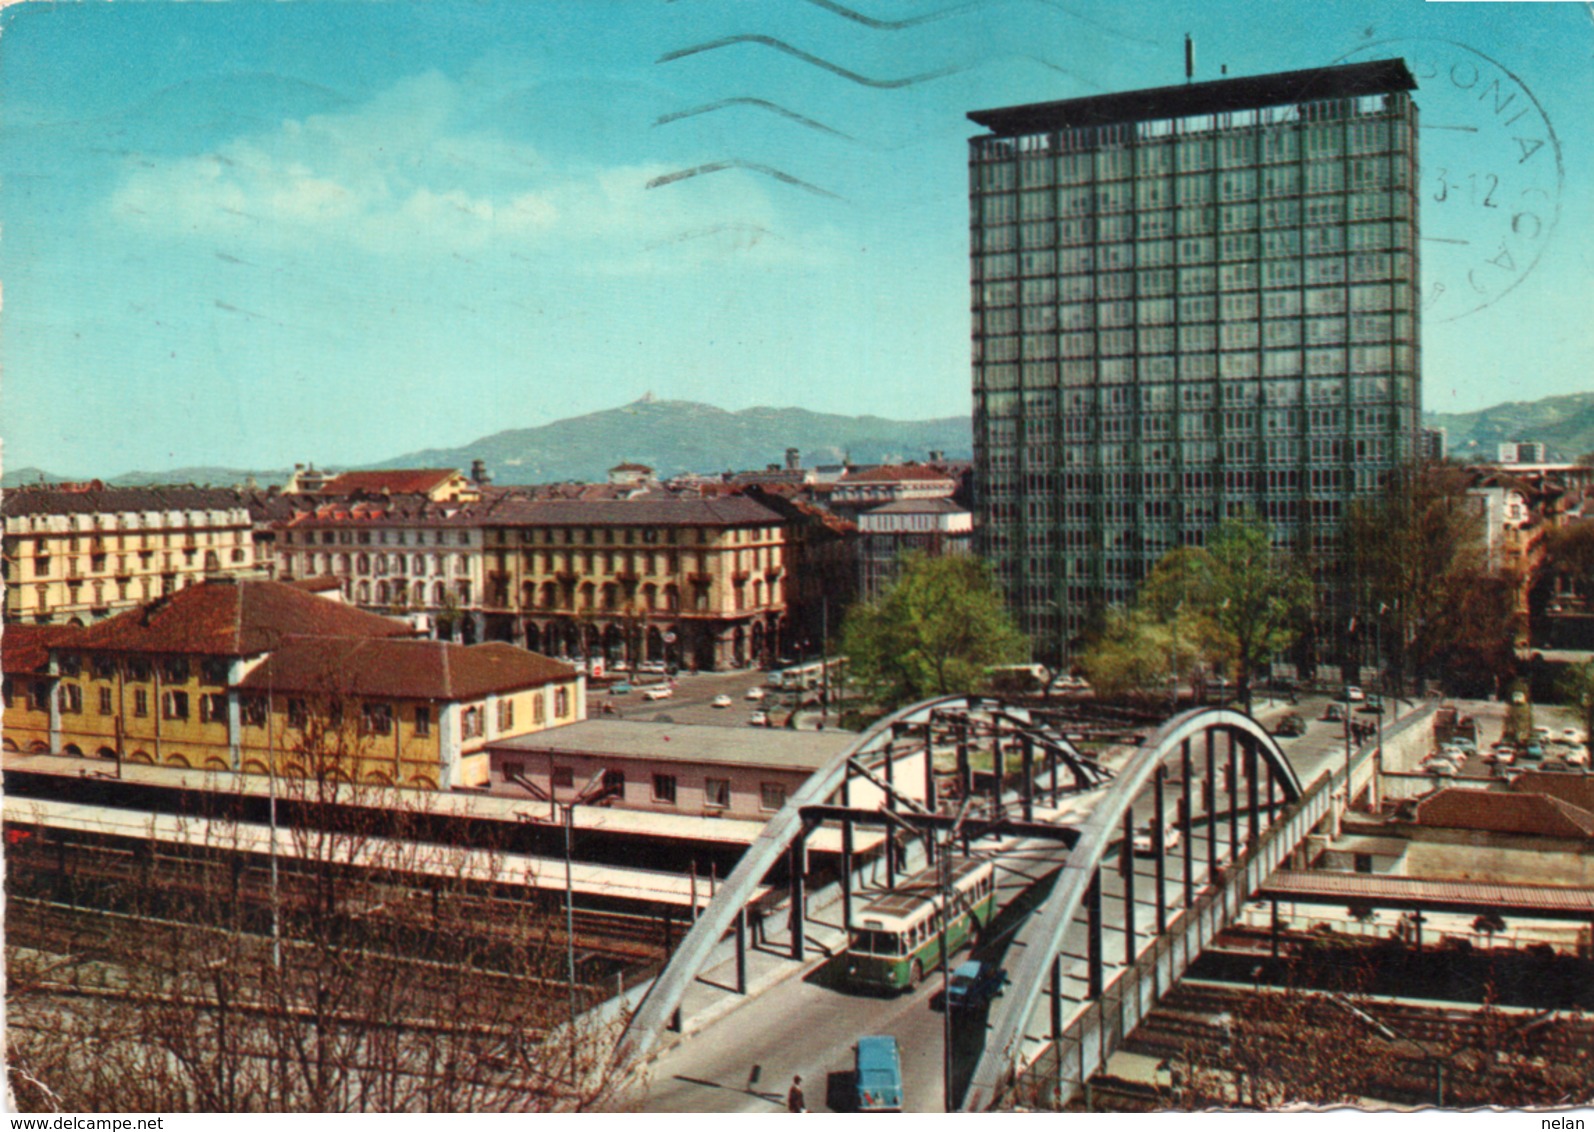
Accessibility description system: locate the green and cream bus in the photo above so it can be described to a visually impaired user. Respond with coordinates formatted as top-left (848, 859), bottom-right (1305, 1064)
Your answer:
top-left (844, 857), bottom-right (997, 992)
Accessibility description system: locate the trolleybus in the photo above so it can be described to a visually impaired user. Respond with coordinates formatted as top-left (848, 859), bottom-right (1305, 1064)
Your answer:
top-left (843, 857), bottom-right (997, 992)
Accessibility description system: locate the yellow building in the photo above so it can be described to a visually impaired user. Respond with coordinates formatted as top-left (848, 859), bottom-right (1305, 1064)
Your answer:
top-left (479, 495), bottom-right (792, 670)
top-left (2, 484), bottom-right (257, 625)
top-left (12, 577), bottom-right (583, 790)
top-left (2, 623), bottom-right (77, 753)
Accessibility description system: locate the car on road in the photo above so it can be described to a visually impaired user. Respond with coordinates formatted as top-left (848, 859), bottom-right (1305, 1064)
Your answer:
top-left (854, 1036), bottom-right (904, 1113)
top-left (744, 686), bottom-right (766, 702)
top-left (748, 710), bottom-right (769, 727)
top-left (1344, 686), bottom-right (1366, 703)
top-left (1561, 727), bottom-right (1585, 746)
top-left (1422, 758), bottom-right (1458, 776)
top-left (1273, 712), bottom-right (1306, 737)
top-left (642, 685), bottom-right (673, 701)
top-left (1132, 823), bottom-right (1182, 856)
top-left (945, 960), bottom-right (1007, 1009)
top-left (1567, 746), bottom-right (1589, 768)
top-left (711, 694), bottom-right (732, 709)
top-left (637, 660), bottom-right (666, 674)
top-left (1533, 726), bottom-right (1553, 744)
top-left (1523, 742), bottom-right (1545, 762)
top-left (1448, 736), bottom-right (1476, 754)
top-left (1322, 702), bottom-right (1346, 723)
top-left (608, 682), bottom-right (632, 696)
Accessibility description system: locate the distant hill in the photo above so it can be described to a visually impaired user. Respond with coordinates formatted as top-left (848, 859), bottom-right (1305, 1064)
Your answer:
top-left (10, 391), bottom-right (1590, 491)
top-left (1, 465), bottom-right (290, 490)
top-left (370, 399), bottom-right (974, 485)
top-left (1426, 392), bottom-right (1594, 463)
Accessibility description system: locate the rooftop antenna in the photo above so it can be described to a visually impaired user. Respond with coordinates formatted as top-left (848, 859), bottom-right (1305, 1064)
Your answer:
top-left (1185, 34), bottom-right (1194, 83)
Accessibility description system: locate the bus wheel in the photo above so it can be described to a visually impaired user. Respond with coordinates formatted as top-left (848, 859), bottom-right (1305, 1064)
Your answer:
top-left (908, 959), bottom-right (923, 990)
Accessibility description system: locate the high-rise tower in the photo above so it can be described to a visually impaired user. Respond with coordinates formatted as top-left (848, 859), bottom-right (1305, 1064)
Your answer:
top-left (967, 60), bottom-right (1421, 656)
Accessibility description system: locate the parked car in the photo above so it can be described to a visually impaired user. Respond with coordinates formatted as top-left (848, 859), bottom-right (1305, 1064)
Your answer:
top-left (1495, 747), bottom-right (1517, 767)
top-left (1273, 712), bottom-right (1307, 737)
top-left (1561, 727), bottom-right (1585, 746)
top-left (1523, 742), bottom-right (1545, 761)
top-left (1566, 746), bottom-right (1589, 769)
top-left (639, 660), bottom-right (667, 675)
top-left (854, 1036), bottom-right (904, 1113)
top-left (748, 710), bottom-right (769, 727)
top-left (642, 685), bottom-right (674, 701)
top-left (711, 694), bottom-right (732, 709)
top-left (1424, 760), bottom-right (1459, 777)
top-left (1448, 736), bottom-right (1476, 754)
top-left (946, 960), bottom-right (1007, 1009)
top-left (1322, 703), bottom-right (1347, 723)
top-left (745, 686), bottom-right (766, 702)
top-left (1533, 726), bottom-right (1553, 744)
top-left (1344, 686), bottom-right (1366, 703)
top-left (608, 682), bottom-right (633, 696)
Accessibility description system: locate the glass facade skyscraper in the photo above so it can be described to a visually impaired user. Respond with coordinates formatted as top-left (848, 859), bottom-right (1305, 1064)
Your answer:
top-left (967, 60), bottom-right (1422, 655)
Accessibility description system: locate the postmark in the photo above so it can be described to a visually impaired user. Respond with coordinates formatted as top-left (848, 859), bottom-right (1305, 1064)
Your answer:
top-left (1336, 38), bottom-right (1563, 324)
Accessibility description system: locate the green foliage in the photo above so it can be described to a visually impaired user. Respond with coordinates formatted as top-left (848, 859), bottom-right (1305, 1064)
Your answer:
top-left (1079, 515), bottom-right (1308, 711)
top-left (840, 553), bottom-right (1025, 709)
top-left (1347, 462), bottom-right (1518, 696)
top-left (1557, 661), bottom-right (1594, 740)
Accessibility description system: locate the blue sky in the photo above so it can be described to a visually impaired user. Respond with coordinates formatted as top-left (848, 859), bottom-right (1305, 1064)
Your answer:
top-left (1, 0), bottom-right (1589, 477)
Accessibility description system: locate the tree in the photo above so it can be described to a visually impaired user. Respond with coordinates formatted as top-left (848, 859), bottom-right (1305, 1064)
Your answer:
top-left (6, 678), bottom-right (625, 1112)
top-left (1192, 519), bottom-right (1311, 713)
top-left (1346, 462), bottom-right (1517, 697)
top-left (840, 553), bottom-right (1025, 709)
top-left (1077, 517), bottom-right (1306, 713)
top-left (1557, 660), bottom-right (1594, 741)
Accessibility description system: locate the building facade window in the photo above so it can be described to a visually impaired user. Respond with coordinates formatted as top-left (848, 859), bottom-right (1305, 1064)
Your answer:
top-left (705, 777), bottom-right (730, 809)
top-left (652, 773), bottom-right (677, 804)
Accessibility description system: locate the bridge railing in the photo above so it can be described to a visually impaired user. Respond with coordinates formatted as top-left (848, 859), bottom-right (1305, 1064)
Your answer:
top-left (1005, 765), bottom-right (1338, 1111)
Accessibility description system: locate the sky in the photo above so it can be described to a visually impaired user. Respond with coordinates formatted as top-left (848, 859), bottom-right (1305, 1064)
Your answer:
top-left (0, 0), bottom-right (1590, 477)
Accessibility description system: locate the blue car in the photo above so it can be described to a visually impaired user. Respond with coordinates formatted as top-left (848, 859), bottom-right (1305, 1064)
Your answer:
top-left (854, 1036), bottom-right (903, 1112)
top-left (946, 960), bottom-right (1007, 1009)
top-left (608, 682), bottom-right (633, 695)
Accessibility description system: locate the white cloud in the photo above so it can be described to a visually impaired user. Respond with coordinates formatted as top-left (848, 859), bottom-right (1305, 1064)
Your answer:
top-left (107, 69), bottom-right (829, 272)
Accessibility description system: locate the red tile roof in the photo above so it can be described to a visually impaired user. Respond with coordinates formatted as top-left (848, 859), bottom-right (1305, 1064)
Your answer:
top-left (237, 638), bottom-right (575, 701)
top-left (837, 464), bottom-right (957, 485)
top-left (2, 623), bottom-right (80, 675)
top-left (1414, 787), bottom-right (1594, 840)
top-left (69, 580), bottom-right (414, 657)
top-left (288, 575), bottom-right (347, 594)
top-left (318, 470), bottom-right (464, 496)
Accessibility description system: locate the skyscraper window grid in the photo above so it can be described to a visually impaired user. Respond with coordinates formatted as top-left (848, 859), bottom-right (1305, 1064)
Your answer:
top-left (968, 61), bottom-right (1421, 657)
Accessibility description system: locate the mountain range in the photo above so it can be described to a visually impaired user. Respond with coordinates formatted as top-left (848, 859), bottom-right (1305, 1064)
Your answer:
top-left (5, 391), bottom-right (1592, 490)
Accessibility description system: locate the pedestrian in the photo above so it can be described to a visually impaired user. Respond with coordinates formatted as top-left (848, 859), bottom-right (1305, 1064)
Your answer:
top-left (787, 1075), bottom-right (806, 1113)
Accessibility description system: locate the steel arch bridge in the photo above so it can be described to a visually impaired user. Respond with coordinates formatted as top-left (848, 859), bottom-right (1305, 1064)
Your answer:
top-left (961, 705), bottom-right (1305, 1111)
top-left (614, 697), bottom-right (1311, 1111)
top-left (614, 693), bottom-right (1108, 1073)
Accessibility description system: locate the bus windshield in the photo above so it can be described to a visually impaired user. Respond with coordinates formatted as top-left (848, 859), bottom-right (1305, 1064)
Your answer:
top-left (849, 929), bottom-right (903, 956)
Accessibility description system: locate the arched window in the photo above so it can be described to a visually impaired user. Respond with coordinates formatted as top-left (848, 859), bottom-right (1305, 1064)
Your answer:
top-left (357, 553), bottom-right (370, 573)
top-left (356, 581), bottom-right (371, 603)
top-left (377, 581), bottom-right (390, 604)
top-left (433, 581), bottom-right (447, 605)
top-left (413, 581), bottom-right (426, 605)
top-left (413, 554), bottom-right (426, 575)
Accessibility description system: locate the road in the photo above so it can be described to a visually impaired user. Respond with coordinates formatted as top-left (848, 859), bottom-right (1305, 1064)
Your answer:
top-left (636, 692), bottom-right (1426, 1112)
top-left (639, 837), bottom-right (1072, 1113)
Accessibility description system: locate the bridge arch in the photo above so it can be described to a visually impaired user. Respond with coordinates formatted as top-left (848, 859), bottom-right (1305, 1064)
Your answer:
top-left (962, 706), bottom-right (1302, 1111)
top-left (614, 693), bottom-right (1103, 1075)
